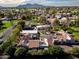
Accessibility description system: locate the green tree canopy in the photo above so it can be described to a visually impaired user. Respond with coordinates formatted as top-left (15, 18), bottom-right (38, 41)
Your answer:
top-left (47, 45), bottom-right (64, 56)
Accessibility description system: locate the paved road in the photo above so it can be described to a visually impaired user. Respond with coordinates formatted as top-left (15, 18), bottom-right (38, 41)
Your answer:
top-left (0, 24), bottom-right (17, 43)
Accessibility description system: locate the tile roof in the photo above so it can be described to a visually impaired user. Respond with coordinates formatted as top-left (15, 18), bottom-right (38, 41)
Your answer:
top-left (28, 40), bottom-right (40, 48)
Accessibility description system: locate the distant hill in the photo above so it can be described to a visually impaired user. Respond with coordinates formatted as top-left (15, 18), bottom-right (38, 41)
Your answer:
top-left (17, 4), bottom-right (49, 8)
top-left (0, 4), bottom-right (79, 9)
top-left (0, 6), bottom-right (2, 8)
top-left (17, 4), bottom-right (79, 8)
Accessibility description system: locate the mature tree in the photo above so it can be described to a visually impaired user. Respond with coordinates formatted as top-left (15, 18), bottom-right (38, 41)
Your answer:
top-left (4, 44), bottom-right (16, 56)
top-left (54, 19), bottom-right (60, 26)
top-left (18, 20), bottom-right (25, 28)
top-left (21, 15), bottom-right (26, 20)
top-left (37, 16), bottom-right (47, 24)
top-left (0, 24), bottom-right (22, 52)
top-left (0, 38), bottom-right (12, 51)
top-left (46, 45), bottom-right (64, 57)
top-left (0, 13), bottom-right (5, 18)
top-left (10, 25), bottom-right (22, 44)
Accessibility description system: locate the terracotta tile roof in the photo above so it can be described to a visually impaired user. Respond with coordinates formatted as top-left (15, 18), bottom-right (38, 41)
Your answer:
top-left (28, 40), bottom-right (40, 48)
top-left (47, 39), bottom-right (53, 46)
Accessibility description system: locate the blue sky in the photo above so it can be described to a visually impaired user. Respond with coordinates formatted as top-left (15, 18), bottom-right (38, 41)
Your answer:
top-left (0, 0), bottom-right (79, 7)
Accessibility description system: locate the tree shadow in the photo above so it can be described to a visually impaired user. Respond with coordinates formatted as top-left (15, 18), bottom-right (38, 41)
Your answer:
top-left (2, 27), bottom-right (7, 29)
top-left (10, 54), bottom-right (75, 59)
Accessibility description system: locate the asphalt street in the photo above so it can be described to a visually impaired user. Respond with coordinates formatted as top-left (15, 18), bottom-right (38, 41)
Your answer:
top-left (0, 24), bottom-right (17, 43)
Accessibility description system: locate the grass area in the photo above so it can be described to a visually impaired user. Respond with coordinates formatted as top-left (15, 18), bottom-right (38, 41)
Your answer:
top-left (53, 25), bottom-right (62, 31)
top-left (70, 26), bottom-right (79, 32)
top-left (71, 26), bottom-right (79, 41)
top-left (73, 32), bottom-right (79, 41)
top-left (52, 25), bottom-right (79, 41)
top-left (67, 26), bottom-right (79, 41)
top-left (0, 20), bottom-right (18, 33)
top-left (0, 21), bottom-right (12, 33)
top-left (13, 20), bottom-right (19, 24)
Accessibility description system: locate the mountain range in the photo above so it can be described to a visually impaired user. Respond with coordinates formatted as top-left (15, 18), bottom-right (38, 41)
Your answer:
top-left (17, 4), bottom-right (49, 8)
top-left (0, 6), bottom-right (2, 8)
top-left (0, 4), bottom-right (79, 8)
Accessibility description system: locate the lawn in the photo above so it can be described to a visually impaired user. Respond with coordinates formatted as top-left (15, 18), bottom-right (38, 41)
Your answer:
top-left (67, 26), bottom-right (79, 41)
top-left (12, 20), bottom-right (19, 24)
top-left (0, 21), bottom-right (12, 33)
top-left (73, 32), bottom-right (79, 41)
top-left (0, 20), bottom-right (19, 33)
top-left (70, 26), bottom-right (79, 32)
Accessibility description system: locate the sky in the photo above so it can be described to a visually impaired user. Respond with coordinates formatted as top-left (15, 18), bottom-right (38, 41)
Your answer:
top-left (0, 0), bottom-right (79, 7)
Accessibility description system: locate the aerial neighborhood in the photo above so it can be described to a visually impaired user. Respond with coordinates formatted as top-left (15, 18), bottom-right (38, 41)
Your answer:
top-left (0, 7), bottom-right (79, 59)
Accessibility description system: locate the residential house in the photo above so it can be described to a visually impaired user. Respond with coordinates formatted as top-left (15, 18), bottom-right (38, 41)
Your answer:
top-left (40, 32), bottom-right (54, 46)
top-left (20, 26), bottom-right (40, 39)
top-left (55, 13), bottom-right (62, 19)
top-left (36, 25), bottom-right (51, 30)
top-left (29, 40), bottom-right (40, 49)
top-left (18, 33), bottom-right (30, 47)
top-left (55, 30), bottom-right (75, 44)
top-left (59, 17), bottom-right (68, 26)
top-left (47, 18), bottom-right (56, 26)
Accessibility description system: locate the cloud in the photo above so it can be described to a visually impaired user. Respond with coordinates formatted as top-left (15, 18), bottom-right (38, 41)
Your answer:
top-left (0, 0), bottom-right (25, 7)
top-left (0, 0), bottom-right (79, 7)
top-left (0, 0), bottom-right (25, 4)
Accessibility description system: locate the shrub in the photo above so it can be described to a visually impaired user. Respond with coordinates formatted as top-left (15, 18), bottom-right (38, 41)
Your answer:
top-left (12, 25), bottom-right (22, 36)
top-left (29, 50), bottom-right (44, 56)
top-left (71, 47), bottom-right (79, 57)
top-left (14, 47), bottom-right (27, 57)
top-left (4, 44), bottom-right (16, 56)
top-left (67, 28), bottom-right (74, 34)
top-left (47, 45), bottom-right (64, 56)
top-left (17, 20), bottom-right (25, 28)
top-left (0, 39), bottom-right (12, 51)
